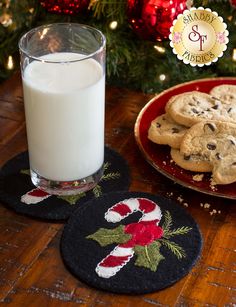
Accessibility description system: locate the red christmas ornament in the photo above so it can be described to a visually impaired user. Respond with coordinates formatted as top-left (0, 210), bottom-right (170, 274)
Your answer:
top-left (40, 0), bottom-right (90, 15)
top-left (230, 0), bottom-right (236, 7)
top-left (127, 0), bottom-right (187, 41)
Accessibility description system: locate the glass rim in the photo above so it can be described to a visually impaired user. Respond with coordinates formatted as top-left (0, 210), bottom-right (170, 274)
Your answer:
top-left (18, 22), bottom-right (106, 63)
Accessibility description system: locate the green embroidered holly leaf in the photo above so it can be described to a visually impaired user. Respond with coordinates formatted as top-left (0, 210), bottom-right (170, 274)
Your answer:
top-left (86, 225), bottom-right (131, 247)
top-left (134, 241), bottom-right (165, 272)
top-left (160, 239), bottom-right (186, 259)
top-left (163, 226), bottom-right (192, 239)
top-left (58, 193), bottom-right (86, 205)
top-left (20, 169), bottom-right (30, 176)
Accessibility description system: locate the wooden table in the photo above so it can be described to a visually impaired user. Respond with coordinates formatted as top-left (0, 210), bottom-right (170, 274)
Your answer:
top-left (0, 72), bottom-right (235, 306)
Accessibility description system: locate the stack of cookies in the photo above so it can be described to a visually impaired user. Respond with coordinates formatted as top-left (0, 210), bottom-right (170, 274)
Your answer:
top-left (148, 84), bottom-right (236, 185)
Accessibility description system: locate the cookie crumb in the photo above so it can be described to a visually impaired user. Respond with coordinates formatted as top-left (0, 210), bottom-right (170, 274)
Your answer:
top-left (163, 161), bottom-right (167, 165)
top-left (210, 178), bottom-right (217, 191)
top-left (192, 174), bottom-right (204, 181)
top-left (177, 195), bottom-right (184, 203)
top-left (209, 208), bottom-right (219, 215)
top-left (200, 202), bottom-right (211, 209)
top-left (183, 202), bottom-right (188, 207)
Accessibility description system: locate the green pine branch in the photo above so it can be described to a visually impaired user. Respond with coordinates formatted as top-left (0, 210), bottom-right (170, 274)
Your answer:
top-left (159, 238), bottom-right (186, 260)
top-left (163, 226), bottom-right (193, 239)
top-left (101, 172), bottom-right (120, 181)
top-left (92, 184), bottom-right (102, 198)
top-left (103, 162), bottom-right (110, 172)
top-left (162, 211), bottom-right (173, 234)
top-left (1, 0), bottom-right (236, 91)
top-left (100, 162), bottom-right (120, 181)
top-left (89, 0), bottom-right (127, 24)
top-left (20, 169), bottom-right (30, 176)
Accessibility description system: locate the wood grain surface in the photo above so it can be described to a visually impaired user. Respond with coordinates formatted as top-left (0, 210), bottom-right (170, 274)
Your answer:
top-left (0, 72), bottom-right (235, 306)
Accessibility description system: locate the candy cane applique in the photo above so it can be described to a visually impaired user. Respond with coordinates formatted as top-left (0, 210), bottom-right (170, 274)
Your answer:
top-left (89, 198), bottom-right (163, 278)
top-left (21, 188), bottom-right (51, 204)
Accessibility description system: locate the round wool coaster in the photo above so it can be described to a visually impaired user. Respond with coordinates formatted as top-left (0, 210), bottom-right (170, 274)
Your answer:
top-left (60, 191), bottom-right (202, 294)
top-left (0, 147), bottom-right (130, 220)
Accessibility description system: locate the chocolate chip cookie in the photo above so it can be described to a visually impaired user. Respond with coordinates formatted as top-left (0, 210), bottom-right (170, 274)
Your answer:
top-left (170, 148), bottom-right (212, 172)
top-left (166, 91), bottom-right (236, 127)
top-left (148, 114), bottom-right (187, 149)
top-left (210, 84), bottom-right (236, 104)
top-left (180, 121), bottom-right (236, 184)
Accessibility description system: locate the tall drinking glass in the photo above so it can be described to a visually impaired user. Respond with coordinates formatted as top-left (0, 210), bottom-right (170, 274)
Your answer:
top-left (19, 23), bottom-right (106, 195)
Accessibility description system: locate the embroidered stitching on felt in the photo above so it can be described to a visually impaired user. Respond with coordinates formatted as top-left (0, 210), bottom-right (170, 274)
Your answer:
top-left (20, 162), bottom-right (121, 205)
top-left (86, 198), bottom-right (192, 278)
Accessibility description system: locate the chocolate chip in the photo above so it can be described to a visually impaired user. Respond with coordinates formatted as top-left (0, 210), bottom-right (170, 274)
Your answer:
top-left (204, 123), bottom-right (216, 132)
top-left (191, 108), bottom-right (199, 114)
top-left (215, 153), bottom-right (222, 160)
top-left (172, 127), bottom-right (179, 134)
top-left (207, 143), bottom-right (216, 150)
top-left (232, 162), bottom-right (236, 166)
top-left (156, 123), bottom-right (161, 128)
top-left (212, 105), bottom-right (219, 110)
top-left (228, 107), bottom-right (232, 113)
top-left (184, 155), bottom-right (190, 160)
top-left (193, 97), bottom-right (200, 104)
top-left (230, 139), bottom-right (236, 145)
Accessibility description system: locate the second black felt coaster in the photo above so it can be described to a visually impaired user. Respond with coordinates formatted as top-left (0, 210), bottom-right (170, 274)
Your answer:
top-left (60, 191), bottom-right (202, 294)
top-left (0, 147), bottom-right (130, 220)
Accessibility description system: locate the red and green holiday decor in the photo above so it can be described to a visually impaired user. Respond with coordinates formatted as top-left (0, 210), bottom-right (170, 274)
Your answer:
top-left (61, 192), bottom-right (202, 294)
top-left (127, 0), bottom-right (187, 41)
top-left (87, 197), bottom-right (190, 277)
top-left (230, 0), bottom-right (236, 7)
top-left (0, 148), bottom-right (130, 220)
top-left (39, 0), bottom-right (90, 15)
top-left (20, 159), bottom-right (121, 205)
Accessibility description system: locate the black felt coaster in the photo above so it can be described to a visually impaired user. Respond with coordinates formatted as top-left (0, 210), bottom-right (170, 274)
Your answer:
top-left (0, 147), bottom-right (130, 220)
top-left (60, 191), bottom-right (202, 294)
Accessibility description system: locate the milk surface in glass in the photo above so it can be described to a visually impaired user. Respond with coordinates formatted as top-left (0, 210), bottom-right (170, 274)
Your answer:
top-left (23, 52), bottom-right (105, 181)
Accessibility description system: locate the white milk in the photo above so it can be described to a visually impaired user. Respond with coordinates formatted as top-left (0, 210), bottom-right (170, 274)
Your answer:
top-left (22, 52), bottom-right (105, 181)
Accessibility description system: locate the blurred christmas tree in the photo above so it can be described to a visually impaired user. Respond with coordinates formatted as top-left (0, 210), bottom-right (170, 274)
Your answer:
top-left (0, 0), bottom-right (236, 93)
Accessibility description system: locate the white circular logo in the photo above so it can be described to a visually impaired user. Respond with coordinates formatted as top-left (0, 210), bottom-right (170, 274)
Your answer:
top-left (170, 7), bottom-right (229, 66)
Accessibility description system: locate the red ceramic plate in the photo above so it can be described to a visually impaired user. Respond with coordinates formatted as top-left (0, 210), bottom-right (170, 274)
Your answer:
top-left (134, 77), bottom-right (236, 199)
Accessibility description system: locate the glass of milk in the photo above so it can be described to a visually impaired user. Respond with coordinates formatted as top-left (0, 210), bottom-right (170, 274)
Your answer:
top-left (19, 23), bottom-right (106, 195)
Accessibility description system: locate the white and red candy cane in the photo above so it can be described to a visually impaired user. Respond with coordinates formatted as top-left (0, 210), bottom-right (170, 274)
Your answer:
top-left (96, 198), bottom-right (162, 278)
top-left (21, 188), bottom-right (51, 204)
